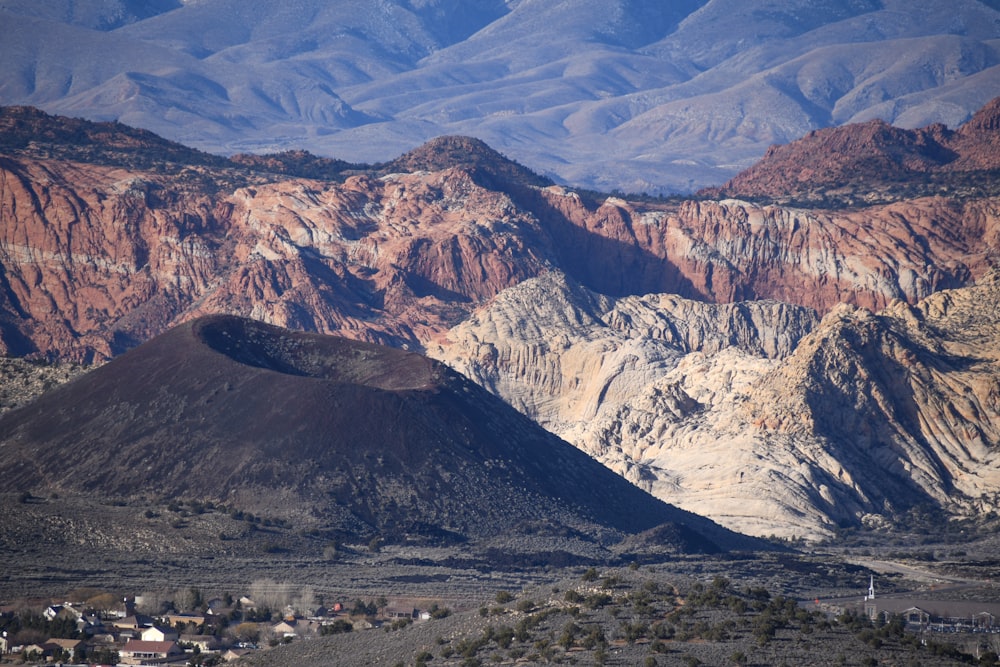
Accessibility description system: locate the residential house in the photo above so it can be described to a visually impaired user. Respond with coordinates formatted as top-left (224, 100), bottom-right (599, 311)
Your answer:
top-left (204, 598), bottom-right (232, 618)
top-left (77, 612), bottom-right (107, 636)
top-left (20, 643), bottom-right (50, 661)
top-left (141, 626), bottom-right (179, 642)
top-left (43, 638), bottom-right (85, 660)
top-left (113, 614), bottom-right (156, 630)
top-left (272, 620), bottom-right (298, 638)
top-left (221, 648), bottom-right (250, 662)
top-left (44, 604), bottom-right (81, 621)
top-left (162, 612), bottom-right (206, 631)
top-left (88, 631), bottom-right (118, 648)
top-left (108, 598), bottom-right (137, 620)
top-left (351, 618), bottom-right (373, 631)
top-left (273, 619), bottom-right (320, 639)
top-left (120, 639), bottom-right (184, 666)
top-left (385, 607), bottom-right (417, 620)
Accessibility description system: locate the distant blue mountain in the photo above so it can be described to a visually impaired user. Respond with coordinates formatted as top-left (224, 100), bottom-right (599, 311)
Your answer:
top-left (2, 0), bottom-right (998, 193)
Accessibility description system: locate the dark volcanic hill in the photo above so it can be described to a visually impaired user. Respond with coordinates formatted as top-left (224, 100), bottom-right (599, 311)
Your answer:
top-left (0, 314), bottom-right (757, 552)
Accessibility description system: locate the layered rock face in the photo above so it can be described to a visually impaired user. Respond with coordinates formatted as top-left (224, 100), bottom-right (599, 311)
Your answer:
top-left (191, 168), bottom-right (551, 347)
top-left (534, 192), bottom-right (996, 313)
top-left (0, 156), bottom-right (227, 360)
top-left (431, 271), bottom-right (1000, 539)
top-left (0, 158), bottom-right (552, 360)
top-left (2, 108), bottom-right (1000, 539)
top-left (6, 150), bottom-right (997, 363)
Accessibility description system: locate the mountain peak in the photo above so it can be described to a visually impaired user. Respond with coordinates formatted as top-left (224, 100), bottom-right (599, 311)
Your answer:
top-left (382, 135), bottom-right (552, 188)
top-left (704, 96), bottom-right (1000, 204)
top-left (959, 95), bottom-right (1000, 135)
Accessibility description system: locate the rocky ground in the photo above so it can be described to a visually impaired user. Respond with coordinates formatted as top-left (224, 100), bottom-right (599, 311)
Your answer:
top-left (0, 357), bottom-right (87, 413)
top-left (2, 492), bottom-right (998, 666)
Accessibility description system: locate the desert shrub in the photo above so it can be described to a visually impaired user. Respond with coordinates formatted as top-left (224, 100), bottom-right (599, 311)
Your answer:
top-left (515, 599), bottom-right (535, 613)
top-left (319, 619), bottom-right (353, 635)
top-left (585, 592), bottom-right (613, 609)
top-left (428, 604), bottom-right (451, 619)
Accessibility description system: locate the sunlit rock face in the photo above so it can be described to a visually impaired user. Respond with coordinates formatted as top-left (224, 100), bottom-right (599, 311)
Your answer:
top-left (431, 271), bottom-right (1000, 541)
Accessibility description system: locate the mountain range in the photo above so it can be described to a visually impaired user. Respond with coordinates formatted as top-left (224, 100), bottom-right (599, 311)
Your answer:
top-left (1, 0), bottom-right (999, 194)
top-left (0, 100), bottom-right (998, 540)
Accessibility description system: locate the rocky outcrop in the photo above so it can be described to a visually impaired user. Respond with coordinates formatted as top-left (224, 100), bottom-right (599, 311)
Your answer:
top-left (708, 96), bottom-right (1000, 202)
top-left (431, 271), bottom-right (1000, 540)
top-left (531, 189), bottom-right (997, 313)
top-left (2, 109), bottom-right (998, 362)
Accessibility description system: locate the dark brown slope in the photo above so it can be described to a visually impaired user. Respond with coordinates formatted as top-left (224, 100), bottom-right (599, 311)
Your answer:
top-left (0, 105), bottom-right (360, 182)
top-left (0, 315), bottom-right (760, 552)
top-left (706, 95), bottom-right (1000, 204)
top-left (0, 105), bottom-right (231, 173)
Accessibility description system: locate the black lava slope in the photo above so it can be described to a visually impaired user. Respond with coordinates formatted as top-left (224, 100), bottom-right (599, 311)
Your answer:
top-left (0, 314), bottom-right (761, 552)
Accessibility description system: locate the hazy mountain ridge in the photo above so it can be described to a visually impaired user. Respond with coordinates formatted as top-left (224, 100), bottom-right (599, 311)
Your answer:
top-left (2, 0), bottom-right (998, 193)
